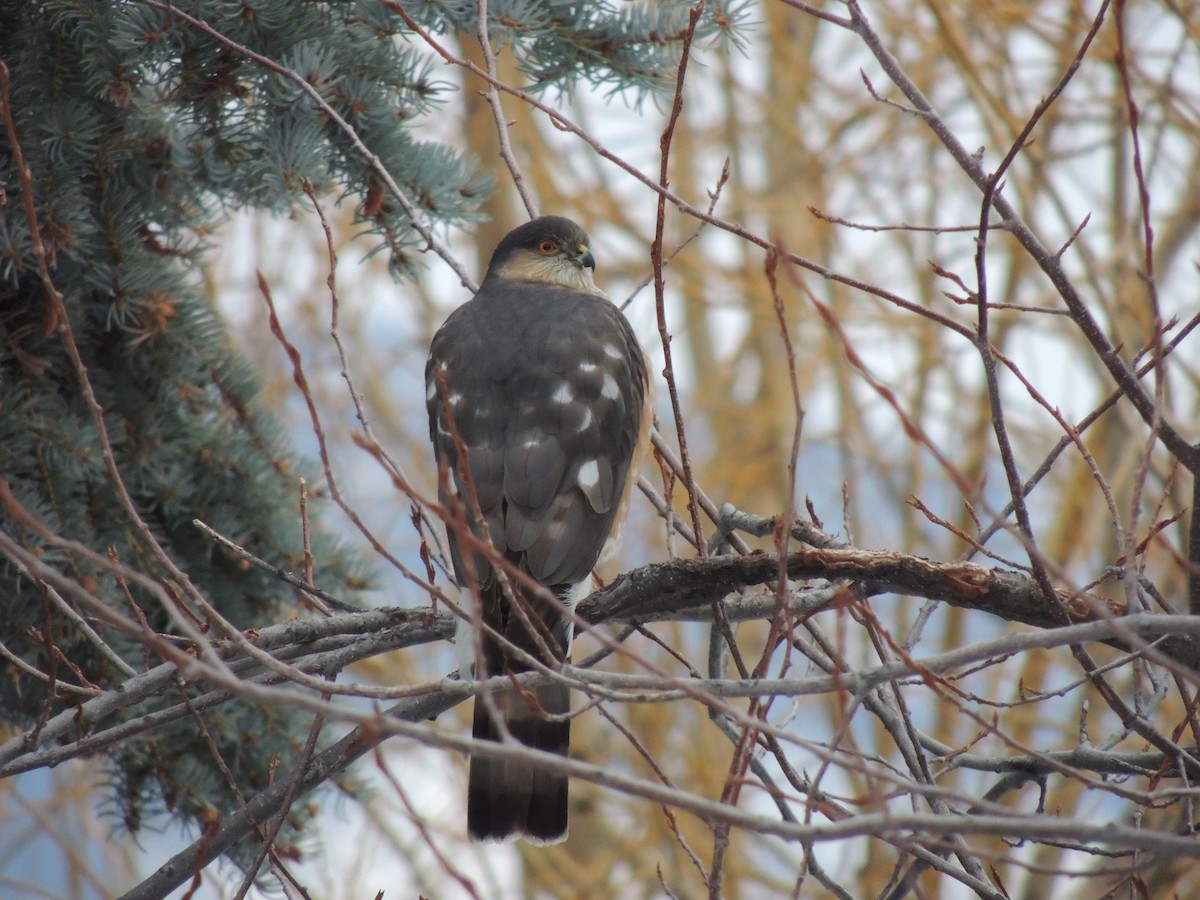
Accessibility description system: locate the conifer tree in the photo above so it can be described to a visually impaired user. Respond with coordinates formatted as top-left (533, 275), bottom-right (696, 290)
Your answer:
top-left (0, 0), bottom-right (737, 874)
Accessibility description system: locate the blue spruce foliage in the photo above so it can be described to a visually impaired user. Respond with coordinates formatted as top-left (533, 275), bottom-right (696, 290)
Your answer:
top-left (0, 0), bottom-right (746, 871)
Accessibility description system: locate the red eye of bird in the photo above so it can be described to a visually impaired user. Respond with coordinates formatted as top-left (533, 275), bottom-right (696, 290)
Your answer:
top-left (537, 239), bottom-right (557, 255)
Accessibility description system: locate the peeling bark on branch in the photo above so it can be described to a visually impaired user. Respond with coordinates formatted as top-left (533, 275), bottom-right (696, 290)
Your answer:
top-left (585, 548), bottom-right (1199, 669)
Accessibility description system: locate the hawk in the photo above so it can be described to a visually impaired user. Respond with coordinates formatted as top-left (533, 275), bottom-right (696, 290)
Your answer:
top-left (426, 216), bottom-right (651, 844)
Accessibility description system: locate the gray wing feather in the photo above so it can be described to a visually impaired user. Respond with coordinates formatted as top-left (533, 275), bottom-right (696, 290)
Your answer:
top-left (503, 440), bottom-right (566, 510)
top-left (428, 279), bottom-right (646, 590)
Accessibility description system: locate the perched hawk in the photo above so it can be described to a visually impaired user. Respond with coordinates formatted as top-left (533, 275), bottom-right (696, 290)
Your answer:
top-left (426, 216), bottom-right (651, 844)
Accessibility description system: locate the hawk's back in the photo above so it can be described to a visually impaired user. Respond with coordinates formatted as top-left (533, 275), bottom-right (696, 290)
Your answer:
top-left (427, 278), bottom-right (647, 586)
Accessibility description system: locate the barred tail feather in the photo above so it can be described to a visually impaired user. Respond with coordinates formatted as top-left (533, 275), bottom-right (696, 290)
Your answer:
top-left (467, 682), bottom-right (570, 844)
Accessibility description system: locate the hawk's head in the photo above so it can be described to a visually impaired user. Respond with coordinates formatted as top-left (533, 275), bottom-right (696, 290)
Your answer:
top-left (483, 216), bottom-right (600, 295)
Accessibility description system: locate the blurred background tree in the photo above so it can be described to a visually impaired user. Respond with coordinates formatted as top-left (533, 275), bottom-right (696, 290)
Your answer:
top-left (4, 0), bottom-right (1200, 898)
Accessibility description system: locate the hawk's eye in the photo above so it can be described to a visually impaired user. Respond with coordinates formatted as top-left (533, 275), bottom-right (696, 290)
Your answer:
top-left (537, 239), bottom-right (558, 255)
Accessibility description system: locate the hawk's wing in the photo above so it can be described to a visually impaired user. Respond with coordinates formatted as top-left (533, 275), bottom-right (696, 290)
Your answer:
top-left (426, 279), bottom-right (648, 592)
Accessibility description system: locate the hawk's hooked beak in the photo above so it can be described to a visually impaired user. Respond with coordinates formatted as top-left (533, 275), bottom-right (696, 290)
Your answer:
top-left (574, 247), bottom-right (596, 271)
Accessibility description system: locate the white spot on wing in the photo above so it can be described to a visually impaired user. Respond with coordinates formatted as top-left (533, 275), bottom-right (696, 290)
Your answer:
top-left (577, 459), bottom-right (600, 489)
top-left (552, 382), bottom-right (573, 404)
top-left (602, 343), bottom-right (624, 360)
top-left (425, 379), bottom-right (437, 402)
top-left (575, 408), bottom-right (593, 430)
top-left (579, 362), bottom-right (598, 373)
top-left (448, 392), bottom-right (463, 406)
top-left (601, 374), bottom-right (620, 400)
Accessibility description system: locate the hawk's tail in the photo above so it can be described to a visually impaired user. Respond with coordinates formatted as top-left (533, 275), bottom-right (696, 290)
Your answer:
top-left (468, 681), bottom-right (570, 844)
